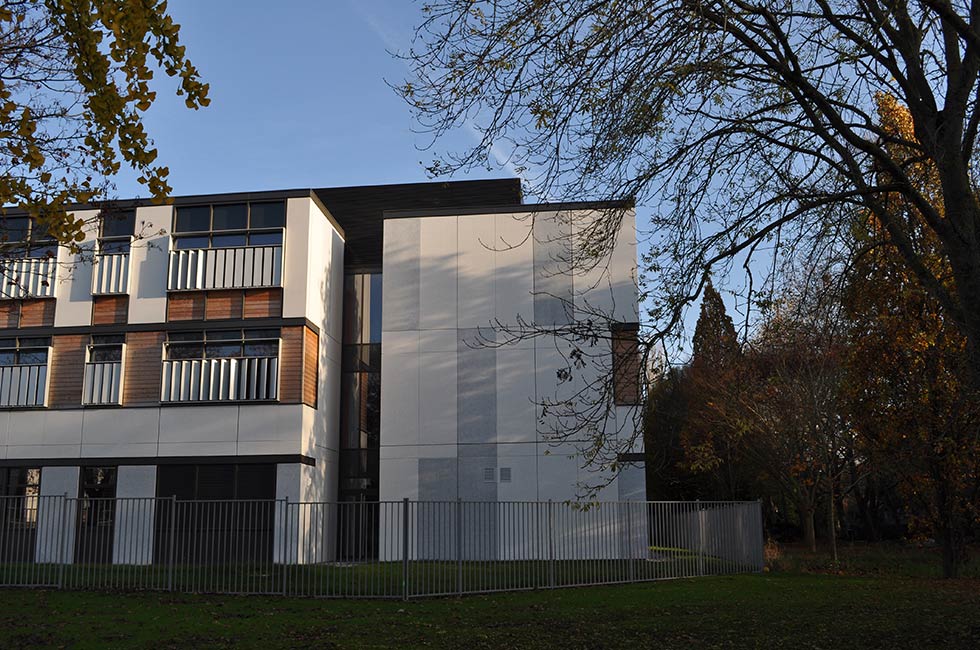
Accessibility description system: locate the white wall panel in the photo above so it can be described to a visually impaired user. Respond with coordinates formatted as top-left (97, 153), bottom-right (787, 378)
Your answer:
top-left (55, 210), bottom-right (100, 326)
top-left (419, 216), bottom-right (457, 330)
top-left (37, 466), bottom-right (79, 563)
top-left (419, 350), bottom-right (456, 446)
top-left (496, 347), bottom-right (537, 444)
top-left (380, 345), bottom-right (419, 447)
top-left (158, 405), bottom-right (238, 443)
top-left (128, 205), bottom-right (171, 323)
top-left (494, 212), bottom-right (534, 327)
top-left (282, 198), bottom-right (313, 319)
top-left (238, 404), bottom-right (303, 443)
top-left (81, 408), bottom-right (159, 445)
top-left (113, 466), bottom-right (157, 564)
top-left (157, 441), bottom-right (237, 456)
top-left (7, 411), bottom-right (46, 446)
top-left (40, 410), bottom-right (84, 447)
top-left (457, 215), bottom-right (496, 328)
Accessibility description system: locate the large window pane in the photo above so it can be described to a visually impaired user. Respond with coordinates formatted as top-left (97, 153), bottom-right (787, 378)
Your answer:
top-left (211, 204), bottom-right (248, 231)
top-left (174, 206), bottom-right (211, 233)
top-left (0, 217), bottom-right (29, 243)
top-left (247, 231), bottom-right (282, 246)
top-left (210, 233), bottom-right (247, 248)
top-left (173, 235), bottom-right (209, 250)
top-left (167, 343), bottom-right (204, 359)
top-left (101, 211), bottom-right (136, 238)
top-left (248, 202), bottom-right (286, 229)
top-left (205, 342), bottom-right (242, 358)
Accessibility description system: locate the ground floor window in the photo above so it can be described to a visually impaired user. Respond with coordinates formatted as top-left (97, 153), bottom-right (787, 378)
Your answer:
top-left (75, 467), bottom-right (118, 563)
top-left (0, 467), bottom-right (41, 562)
top-left (154, 464), bottom-right (276, 564)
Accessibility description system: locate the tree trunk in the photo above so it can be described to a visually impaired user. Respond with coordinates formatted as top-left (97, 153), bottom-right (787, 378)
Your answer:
top-left (940, 533), bottom-right (962, 579)
top-left (801, 505), bottom-right (816, 552)
top-left (828, 481), bottom-right (838, 565)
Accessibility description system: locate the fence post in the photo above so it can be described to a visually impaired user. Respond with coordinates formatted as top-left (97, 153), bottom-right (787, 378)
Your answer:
top-left (625, 502), bottom-right (635, 583)
top-left (401, 497), bottom-right (410, 601)
top-left (455, 498), bottom-right (462, 596)
top-left (280, 499), bottom-right (289, 596)
top-left (547, 500), bottom-right (555, 589)
top-left (696, 500), bottom-right (705, 577)
top-left (57, 493), bottom-right (68, 589)
top-left (168, 495), bottom-right (176, 592)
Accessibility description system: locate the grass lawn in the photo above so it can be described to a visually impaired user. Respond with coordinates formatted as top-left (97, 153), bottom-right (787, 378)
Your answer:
top-left (0, 569), bottom-right (978, 649)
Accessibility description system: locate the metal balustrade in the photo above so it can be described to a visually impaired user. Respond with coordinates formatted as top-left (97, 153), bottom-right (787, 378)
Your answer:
top-left (0, 497), bottom-right (764, 598)
top-left (91, 252), bottom-right (130, 294)
top-left (161, 356), bottom-right (279, 402)
top-left (0, 258), bottom-right (56, 299)
top-left (168, 245), bottom-right (282, 291)
top-left (0, 363), bottom-right (49, 407)
top-left (82, 361), bottom-right (123, 405)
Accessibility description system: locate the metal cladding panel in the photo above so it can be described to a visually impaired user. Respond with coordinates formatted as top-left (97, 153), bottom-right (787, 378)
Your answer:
top-left (167, 246), bottom-right (282, 291)
top-left (91, 253), bottom-right (130, 295)
top-left (0, 258), bottom-right (57, 299)
top-left (161, 357), bottom-right (279, 403)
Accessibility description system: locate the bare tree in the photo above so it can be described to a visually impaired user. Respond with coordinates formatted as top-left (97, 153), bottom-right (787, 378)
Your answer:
top-left (399, 1), bottom-right (980, 388)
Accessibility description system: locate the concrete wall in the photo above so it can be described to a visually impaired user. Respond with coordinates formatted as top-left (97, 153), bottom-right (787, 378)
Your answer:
top-left (112, 465), bottom-right (157, 564)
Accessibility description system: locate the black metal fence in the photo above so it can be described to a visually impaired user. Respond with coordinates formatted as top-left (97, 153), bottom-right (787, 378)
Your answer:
top-left (0, 496), bottom-right (763, 598)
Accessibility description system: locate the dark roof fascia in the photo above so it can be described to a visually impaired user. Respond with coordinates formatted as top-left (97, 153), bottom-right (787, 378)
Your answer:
top-left (0, 188), bottom-right (321, 219)
top-left (382, 199), bottom-right (633, 220)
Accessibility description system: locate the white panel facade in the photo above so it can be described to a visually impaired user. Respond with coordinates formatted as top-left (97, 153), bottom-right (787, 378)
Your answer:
top-left (113, 466), bottom-right (157, 565)
top-left (380, 207), bottom-right (639, 509)
top-left (127, 205), bottom-right (172, 323)
top-left (54, 210), bottom-right (100, 327)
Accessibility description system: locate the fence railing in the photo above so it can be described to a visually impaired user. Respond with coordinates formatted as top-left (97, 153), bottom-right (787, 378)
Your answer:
top-left (168, 245), bottom-right (282, 291)
top-left (0, 363), bottom-right (49, 407)
top-left (160, 356), bottom-right (279, 402)
top-left (0, 496), bottom-right (763, 599)
top-left (91, 252), bottom-right (130, 295)
top-left (82, 361), bottom-right (123, 405)
top-left (0, 257), bottom-right (56, 299)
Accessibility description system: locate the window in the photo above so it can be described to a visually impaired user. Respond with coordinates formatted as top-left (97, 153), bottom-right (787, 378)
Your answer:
top-left (88, 334), bottom-right (124, 363)
top-left (499, 467), bottom-right (512, 483)
top-left (0, 216), bottom-right (56, 259)
top-left (483, 467), bottom-right (496, 483)
top-left (165, 329), bottom-right (280, 360)
top-left (0, 467), bottom-right (40, 527)
top-left (0, 337), bottom-right (50, 366)
top-left (98, 210), bottom-right (136, 255)
top-left (612, 323), bottom-right (642, 406)
top-left (172, 201), bottom-right (285, 249)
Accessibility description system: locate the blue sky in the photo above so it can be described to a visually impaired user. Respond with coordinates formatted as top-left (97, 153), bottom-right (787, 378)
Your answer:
top-left (114, 0), bottom-right (506, 198)
top-left (114, 0), bottom-right (746, 355)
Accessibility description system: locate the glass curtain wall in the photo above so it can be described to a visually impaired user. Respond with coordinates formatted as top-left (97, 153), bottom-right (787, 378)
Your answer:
top-left (337, 272), bottom-right (381, 559)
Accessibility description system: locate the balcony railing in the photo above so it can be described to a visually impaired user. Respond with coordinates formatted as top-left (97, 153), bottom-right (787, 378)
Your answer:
top-left (0, 258), bottom-right (56, 299)
top-left (161, 356), bottom-right (279, 403)
top-left (168, 245), bottom-right (282, 291)
top-left (91, 252), bottom-right (130, 295)
top-left (82, 361), bottom-right (123, 406)
top-left (0, 363), bottom-right (49, 407)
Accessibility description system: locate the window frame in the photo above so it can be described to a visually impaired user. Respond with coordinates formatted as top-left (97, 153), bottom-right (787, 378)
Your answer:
top-left (0, 217), bottom-right (57, 259)
top-left (164, 328), bottom-right (281, 361)
top-left (97, 210), bottom-right (137, 255)
top-left (171, 201), bottom-right (285, 251)
top-left (0, 337), bottom-right (52, 366)
top-left (87, 334), bottom-right (125, 364)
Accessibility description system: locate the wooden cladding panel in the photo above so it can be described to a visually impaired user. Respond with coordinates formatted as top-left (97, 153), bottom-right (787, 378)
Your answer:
top-left (612, 326), bottom-right (641, 406)
top-left (123, 331), bottom-right (165, 405)
top-left (92, 295), bottom-right (128, 325)
top-left (19, 299), bottom-right (55, 328)
top-left (168, 292), bottom-right (205, 321)
top-left (205, 290), bottom-right (244, 321)
top-left (279, 326), bottom-right (304, 403)
top-left (243, 288), bottom-right (282, 319)
top-left (303, 327), bottom-right (319, 407)
top-left (49, 335), bottom-right (86, 407)
top-left (0, 302), bottom-right (19, 328)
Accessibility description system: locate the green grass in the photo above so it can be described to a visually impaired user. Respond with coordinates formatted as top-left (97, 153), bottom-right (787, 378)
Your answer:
top-left (0, 544), bottom-right (977, 648)
top-left (0, 571), bottom-right (978, 649)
